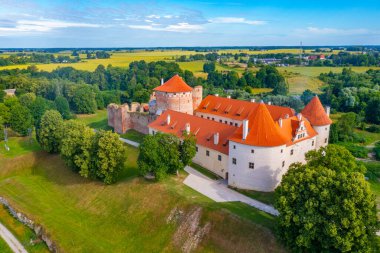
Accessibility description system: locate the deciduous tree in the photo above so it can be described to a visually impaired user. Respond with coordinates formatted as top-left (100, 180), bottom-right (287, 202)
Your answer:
top-left (39, 110), bottom-right (64, 153)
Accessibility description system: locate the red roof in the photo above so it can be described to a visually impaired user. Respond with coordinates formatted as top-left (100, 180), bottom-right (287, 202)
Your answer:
top-left (301, 96), bottom-right (332, 126)
top-left (153, 74), bottom-right (193, 93)
top-left (148, 110), bottom-right (237, 154)
top-left (230, 103), bottom-right (318, 147)
top-left (195, 95), bottom-right (295, 121)
top-left (229, 103), bottom-right (289, 147)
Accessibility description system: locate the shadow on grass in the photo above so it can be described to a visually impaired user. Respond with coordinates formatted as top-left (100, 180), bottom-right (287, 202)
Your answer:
top-left (88, 119), bottom-right (112, 131)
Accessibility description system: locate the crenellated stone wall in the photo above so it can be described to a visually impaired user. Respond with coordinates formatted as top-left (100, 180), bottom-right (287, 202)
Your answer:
top-left (107, 102), bottom-right (155, 134)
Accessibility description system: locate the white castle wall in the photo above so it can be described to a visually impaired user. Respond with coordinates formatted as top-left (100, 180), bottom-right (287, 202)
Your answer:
top-left (313, 125), bottom-right (330, 149)
top-left (228, 136), bottom-right (318, 192)
top-left (192, 145), bottom-right (229, 179)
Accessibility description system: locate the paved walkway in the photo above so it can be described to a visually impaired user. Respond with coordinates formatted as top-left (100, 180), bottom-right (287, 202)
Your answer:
top-left (183, 166), bottom-right (279, 216)
top-left (119, 137), bottom-right (139, 147)
top-left (0, 222), bottom-right (27, 253)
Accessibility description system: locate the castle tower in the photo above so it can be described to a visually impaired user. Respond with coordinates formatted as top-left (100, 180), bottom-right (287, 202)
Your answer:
top-left (153, 74), bottom-right (194, 115)
top-left (192, 85), bottom-right (203, 110)
top-left (301, 96), bottom-right (332, 149)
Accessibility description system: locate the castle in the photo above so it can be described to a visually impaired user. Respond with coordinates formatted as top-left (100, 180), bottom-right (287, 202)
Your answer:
top-left (108, 74), bottom-right (332, 192)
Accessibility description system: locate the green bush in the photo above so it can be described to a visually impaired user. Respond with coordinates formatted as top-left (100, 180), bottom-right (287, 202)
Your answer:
top-left (367, 125), bottom-right (380, 133)
top-left (338, 143), bottom-right (368, 158)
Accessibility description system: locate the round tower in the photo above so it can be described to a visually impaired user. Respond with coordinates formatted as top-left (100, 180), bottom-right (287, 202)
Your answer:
top-left (154, 75), bottom-right (194, 115)
top-left (192, 85), bottom-right (203, 110)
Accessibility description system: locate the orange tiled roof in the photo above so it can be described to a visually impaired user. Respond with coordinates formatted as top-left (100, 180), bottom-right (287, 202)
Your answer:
top-left (195, 95), bottom-right (295, 121)
top-left (153, 74), bottom-right (193, 93)
top-left (301, 96), bottom-right (332, 126)
top-left (229, 103), bottom-right (289, 147)
top-left (148, 110), bottom-right (237, 154)
top-left (280, 116), bottom-right (318, 146)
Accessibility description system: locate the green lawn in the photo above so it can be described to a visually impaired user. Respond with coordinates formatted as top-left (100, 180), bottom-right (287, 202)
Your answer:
top-left (120, 129), bottom-right (146, 143)
top-left (75, 109), bottom-right (111, 130)
top-left (235, 189), bottom-right (276, 206)
top-left (0, 237), bottom-right (12, 253)
top-left (0, 145), bottom-right (285, 253)
top-left (0, 137), bottom-right (41, 158)
top-left (190, 162), bottom-right (220, 180)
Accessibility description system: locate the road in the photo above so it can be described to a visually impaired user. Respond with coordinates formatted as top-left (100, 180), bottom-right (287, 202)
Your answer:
top-left (0, 222), bottom-right (27, 253)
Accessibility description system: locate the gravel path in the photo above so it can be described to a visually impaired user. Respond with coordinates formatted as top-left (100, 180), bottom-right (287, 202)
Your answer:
top-left (184, 166), bottom-right (279, 216)
top-left (119, 137), bottom-right (140, 147)
top-left (0, 222), bottom-right (27, 253)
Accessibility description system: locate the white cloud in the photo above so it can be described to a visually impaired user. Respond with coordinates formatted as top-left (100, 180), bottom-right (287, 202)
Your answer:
top-left (0, 19), bottom-right (101, 35)
top-left (209, 17), bottom-right (266, 25)
top-left (302, 27), bottom-right (369, 35)
top-left (163, 15), bottom-right (173, 19)
top-left (146, 15), bottom-right (160, 19)
top-left (128, 22), bottom-right (204, 33)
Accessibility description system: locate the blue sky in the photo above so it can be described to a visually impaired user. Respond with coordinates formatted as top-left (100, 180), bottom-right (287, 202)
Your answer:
top-left (0, 0), bottom-right (379, 47)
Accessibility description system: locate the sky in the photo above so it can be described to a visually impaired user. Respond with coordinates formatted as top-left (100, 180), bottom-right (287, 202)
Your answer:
top-left (0, 0), bottom-right (379, 48)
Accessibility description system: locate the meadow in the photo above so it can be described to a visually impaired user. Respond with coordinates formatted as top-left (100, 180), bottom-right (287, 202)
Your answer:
top-left (0, 136), bottom-right (285, 253)
top-left (1, 49), bottom-right (379, 95)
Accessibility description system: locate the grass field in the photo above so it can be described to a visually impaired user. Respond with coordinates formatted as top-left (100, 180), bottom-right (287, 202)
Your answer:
top-left (75, 110), bottom-right (111, 130)
top-left (0, 237), bottom-right (12, 253)
top-left (0, 140), bottom-right (285, 253)
top-left (120, 129), bottom-right (146, 143)
top-left (0, 137), bottom-right (41, 158)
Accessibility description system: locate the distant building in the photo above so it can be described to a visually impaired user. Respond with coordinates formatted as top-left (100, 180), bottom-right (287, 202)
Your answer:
top-left (109, 75), bottom-right (332, 192)
top-left (3, 89), bottom-right (16, 96)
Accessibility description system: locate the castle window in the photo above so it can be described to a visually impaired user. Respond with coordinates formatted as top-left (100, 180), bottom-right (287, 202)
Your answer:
top-left (196, 146), bottom-right (198, 152)
top-left (206, 150), bottom-right (210, 156)
top-left (249, 162), bottom-right (254, 169)
top-left (233, 145), bottom-right (236, 149)
top-left (230, 122), bottom-right (233, 125)
top-left (312, 140), bottom-right (315, 146)
top-left (225, 121), bottom-right (228, 124)
top-left (325, 138), bottom-right (327, 143)
top-left (207, 116), bottom-right (210, 119)
top-left (232, 158), bottom-right (236, 165)
top-left (325, 127), bottom-right (327, 130)
top-left (290, 149), bottom-right (294, 155)
top-left (218, 155), bottom-right (222, 161)
top-left (219, 120), bottom-right (222, 123)
top-left (201, 115), bottom-right (204, 118)
top-left (212, 118), bottom-right (215, 121)
top-left (251, 149), bottom-right (254, 154)
top-left (281, 149), bottom-right (283, 153)
top-left (282, 161), bottom-right (285, 167)
top-left (174, 93), bottom-right (176, 95)
top-left (235, 123), bottom-right (238, 126)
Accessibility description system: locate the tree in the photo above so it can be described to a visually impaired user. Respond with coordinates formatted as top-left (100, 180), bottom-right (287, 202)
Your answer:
top-left (275, 163), bottom-right (377, 253)
top-left (92, 130), bottom-right (127, 184)
top-left (305, 144), bottom-right (366, 173)
top-left (19, 93), bottom-right (36, 108)
top-left (300, 89), bottom-right (315, 104)
top-left (39, 110), bottom-right (64, 153)
top-left (365, 95), bottom-right (380, 124)
top-left (72, 85), bottom-right (97, 114)
top-left (60, 120), bottom-right (95, 173)
top-left (9, 104), bottom-right (33, 136)
top-left (30, 96), bottom-right (52, 128)
top-left (0, 103), bottom-right (10, 125)
top-left (0, 116), bottom-right (4, 140)
top-left (203, 62), bottom-right (216, 73)
top-left (179, 133), bottom-right (196, 166)
top-left (138, 133), bottom-right (183, 180)
top-left (54, 96), bottom-right (71, 119)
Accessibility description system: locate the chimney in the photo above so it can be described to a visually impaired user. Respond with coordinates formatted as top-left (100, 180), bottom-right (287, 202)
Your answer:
top-left (161, 78), bottom-right (164, 85)
top-left (297, 113), bottom-right (302, 121)
top-left (227, 95), bottom-right (231, 99)
top-left (242, 119), bottom-right (249, 140)
top-left (215, 94), bottom-right (219, 97)
top-left (250, 98), bottom-right (255, 102)
top-left (268, 101), bottom-right (272, 105)
top-left (285, 114), bottom-right (289, 119)
top-left (279, 118), bottom-right (283, 128)
top-left (166, 114), bottom-right (171, 125)
top-left (185, 123), bottom-right (190, 134)
top-left (214, 132), bottom-right (219, 145)
top-left (325, 106), bottom-right (331, 116)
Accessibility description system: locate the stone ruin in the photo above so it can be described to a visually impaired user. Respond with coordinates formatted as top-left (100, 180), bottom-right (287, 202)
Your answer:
top-left (107, 102), bottom-right (157, 134)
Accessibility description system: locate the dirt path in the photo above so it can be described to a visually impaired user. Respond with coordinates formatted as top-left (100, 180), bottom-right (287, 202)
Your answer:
top-left (0, 222), bottom-right (27, 253)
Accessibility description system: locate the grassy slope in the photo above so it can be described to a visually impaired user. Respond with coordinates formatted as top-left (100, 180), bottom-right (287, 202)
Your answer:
top-left (0, 141), bottom-right (285, 253)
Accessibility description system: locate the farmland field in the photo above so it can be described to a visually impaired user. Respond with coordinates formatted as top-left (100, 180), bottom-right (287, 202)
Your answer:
top-left (0, 142), bottom-right (285, 253)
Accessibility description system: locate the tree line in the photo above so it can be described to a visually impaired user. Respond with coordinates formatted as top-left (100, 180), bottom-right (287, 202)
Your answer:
top-left (0, 53), bottom-right (80, 66)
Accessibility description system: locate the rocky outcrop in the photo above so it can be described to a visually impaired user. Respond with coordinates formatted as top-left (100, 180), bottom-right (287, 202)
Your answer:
top-left (0, 197), bottom-right (58, 252)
